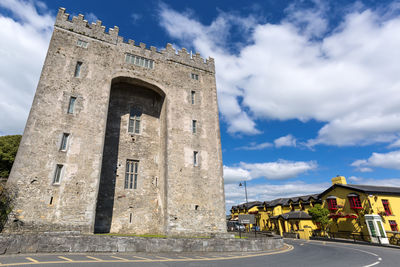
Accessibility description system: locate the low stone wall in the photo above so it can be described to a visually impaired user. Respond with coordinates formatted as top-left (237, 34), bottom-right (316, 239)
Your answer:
top-left (0, 234), bottom-right (283, 254)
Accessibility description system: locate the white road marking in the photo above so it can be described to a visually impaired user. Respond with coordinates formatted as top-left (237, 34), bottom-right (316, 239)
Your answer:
top-left (363, 261), bottom-right (380, 267)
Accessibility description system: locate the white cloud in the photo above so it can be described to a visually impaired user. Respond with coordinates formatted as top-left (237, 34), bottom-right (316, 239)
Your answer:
top-left (348, 176), bottom-right (400, 187)
top-left (224, 160), bottom-right (317, 184)
top-left (351, 150), bottom-right (400, 171)
top-left (0, 0), bottom-right (53, 135)
top-left (274, 134), bottom-right (297, 148)
top-left (388, 139), bottom-right (400, 148)
top-left (131, 13), bottom-right (142, 23)
top-left (223, 166), bottom-right (251, 184)
top-left (235, 141), bottom-right (272, 151)
top-left (84, 12), bottom-right (98, 23)
top-left (159, 3), bottom-right (400, 146)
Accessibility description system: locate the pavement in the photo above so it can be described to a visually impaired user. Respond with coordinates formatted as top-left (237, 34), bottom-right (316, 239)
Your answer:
top-left (0, 239), bottom-right (399, 266)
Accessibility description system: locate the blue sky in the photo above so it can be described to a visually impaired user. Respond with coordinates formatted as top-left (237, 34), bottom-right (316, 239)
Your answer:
top-left (1, 0), bottom-right (400, 213)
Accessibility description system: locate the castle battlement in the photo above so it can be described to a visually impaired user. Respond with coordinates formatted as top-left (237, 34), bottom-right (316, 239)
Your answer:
top-left (55, 8), bottom-right (214, 72)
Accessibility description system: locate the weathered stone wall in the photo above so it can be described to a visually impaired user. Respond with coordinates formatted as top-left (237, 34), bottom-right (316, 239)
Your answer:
top-left (6, 7), bottom-right (226, 236)
top-left (0, 234), bottom-right (284, 254)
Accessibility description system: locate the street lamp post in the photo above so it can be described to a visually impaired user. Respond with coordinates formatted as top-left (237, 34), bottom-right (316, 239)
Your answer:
top-left (239, 181), bottom-right (248, 204)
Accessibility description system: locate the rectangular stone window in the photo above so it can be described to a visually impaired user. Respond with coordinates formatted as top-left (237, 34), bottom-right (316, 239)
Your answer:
top-left (125, 53), bottom-right (154, 69)
top-left (74, 61), bottom-right (82, 77)
top-left (125, 160), bottom-right (139, 189)
top-left (191, 73), bottom-right (199, 80)
top-left (60, 133), bottom-right (70, 151)
top-left (193, 151), bottom-right (198, 166)
top-left (67, 96), bottom-right (76, 114)
top-left (128, 107), bottom-right (142, 134)
top-left (53, 164), bottom-right (63, 184)
top-left (191, 91), bottom-right (195, 105)
top-left (76, 39), bottom-right (88, 48)
top-left (192, 120), bottom-right (197, 134)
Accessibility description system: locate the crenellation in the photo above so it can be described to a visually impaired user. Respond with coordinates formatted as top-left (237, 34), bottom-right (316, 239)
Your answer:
top-left (150, 46), bottom-right (157, 52)
top-left (139, 42), bottom-right (146, 49)
top-left (128, 39), bottom-right (135, 45)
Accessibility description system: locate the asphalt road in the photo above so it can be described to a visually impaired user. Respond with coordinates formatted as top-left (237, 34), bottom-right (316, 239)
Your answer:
top-left (0, 239), bottom-right (399, 266)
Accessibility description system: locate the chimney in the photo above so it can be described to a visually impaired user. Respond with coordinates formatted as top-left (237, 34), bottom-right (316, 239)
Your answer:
top-left (332, 175), bottom-right (347, 185)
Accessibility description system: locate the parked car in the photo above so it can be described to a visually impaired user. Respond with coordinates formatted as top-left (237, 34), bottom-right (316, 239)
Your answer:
top-left (227, 221), bottom-right (245, 231)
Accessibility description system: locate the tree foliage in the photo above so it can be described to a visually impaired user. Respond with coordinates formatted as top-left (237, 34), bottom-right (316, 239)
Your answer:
top-left (0, 135), bottom-right (21, 178)
top-left (308, 204), bottom-right (330, 231)
top-left (0, 184), bottom-right (14, 231)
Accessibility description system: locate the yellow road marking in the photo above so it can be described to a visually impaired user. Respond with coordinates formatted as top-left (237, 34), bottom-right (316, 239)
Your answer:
top-left (110, 256), bottom-right (129, 261)
top-left (58, 256), bottom-right (74, 262)
top-left (86, 255), bottom-right (104, 261)
top-left (25, 257), bottom-right (39, 263)
top-left (132, 255), bottom-right (152, 260)
top-left (0, 244), bottom-right (293, 266)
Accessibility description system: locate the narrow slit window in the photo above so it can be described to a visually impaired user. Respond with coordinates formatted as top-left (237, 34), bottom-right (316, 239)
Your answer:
top-left (193, 151), bottom-right (198, 166)
top-left (192, 120), bottom-right (197, 134)
top-left (67, 97), bottom-right (76, 114)
top-left (60, 133), bottom-right (70, 151)
top-left (191, 91), bottom-right (195, 105)
top-left (128, 107), bottom-right (142, 134)
top-left (53, 164), bottom-right (63, 184)
top-left (125, 160), bottom-right (139, 189)
top-left (74, 61), bottom-right (82, 77)
top-left (49, 196), bottom-right (53, 205)
top-left (129, 213), bottom-right (133, 223)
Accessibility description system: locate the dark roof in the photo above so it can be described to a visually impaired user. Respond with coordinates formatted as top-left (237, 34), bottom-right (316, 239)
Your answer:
top-left (235, 201), bottom-right (262, 210)
top-left (270, 211), bottom-right (312, 220)
top-left (319, 184), bottom-right (400, 198)
top-left (263, 194), bottom-right (321, 208)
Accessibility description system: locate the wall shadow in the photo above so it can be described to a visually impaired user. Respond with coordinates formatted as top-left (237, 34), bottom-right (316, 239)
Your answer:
top-left (94, 87), bottom-right (121, 233)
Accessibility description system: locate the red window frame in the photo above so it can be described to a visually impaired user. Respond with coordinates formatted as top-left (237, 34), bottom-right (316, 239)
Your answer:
top-left (389, 220), bottom-right (398, 231)
top-left (382, 199), bottom-right (392, 215)
top-left (327, 198), bottom-right (338, 210)
top-left (348, 196), bottom-right (362, 209)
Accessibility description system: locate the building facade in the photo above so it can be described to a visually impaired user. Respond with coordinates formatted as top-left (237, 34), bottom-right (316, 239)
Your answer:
top-left (6, 8), bottom-right (226, 236)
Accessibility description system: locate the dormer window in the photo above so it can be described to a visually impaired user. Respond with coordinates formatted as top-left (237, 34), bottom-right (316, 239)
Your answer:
top-left (348, 194), bottom-right (362, 209)
top-left (327, 196), bottom-right (338, 211)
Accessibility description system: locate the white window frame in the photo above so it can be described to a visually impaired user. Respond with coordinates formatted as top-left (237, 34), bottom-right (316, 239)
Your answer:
top-left (67, 96), bottom-right (77, 114)
top-left (74, 61), bottom-right (82, 77)
top-left (128, 107), bottom-right (142, 134)
top-left (76, 39), bottom-right (88, 48)
top-left (53, 164), bottom-right (63, 184)
top-left (60, 133), bottom-right (70, 151)
top-left (125, 160), bottom-right (139, 189)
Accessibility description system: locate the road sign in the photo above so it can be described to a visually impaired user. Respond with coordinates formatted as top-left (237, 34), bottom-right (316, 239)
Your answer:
top-left (238, 214), bottom-right (255, 224)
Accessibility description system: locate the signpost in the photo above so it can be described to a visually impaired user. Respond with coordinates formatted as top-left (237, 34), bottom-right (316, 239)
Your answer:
top-left (238, 215), bottom-right (255, 238)
top-left (238, 214), bottom-right (255, 224)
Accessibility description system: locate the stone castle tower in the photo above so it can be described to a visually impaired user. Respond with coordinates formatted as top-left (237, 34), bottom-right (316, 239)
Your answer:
top-left (6, 8), bottom-right (226, 236)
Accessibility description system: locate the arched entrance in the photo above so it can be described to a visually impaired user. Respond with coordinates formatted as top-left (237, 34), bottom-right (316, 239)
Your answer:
top-left (94, 77), bottom-right (166, 234)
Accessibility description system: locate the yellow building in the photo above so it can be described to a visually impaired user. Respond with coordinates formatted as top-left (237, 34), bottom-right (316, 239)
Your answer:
top-left (320, 176), bottom-right (400, 244)
top-left (232, 195), bottom-right (321, 239)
